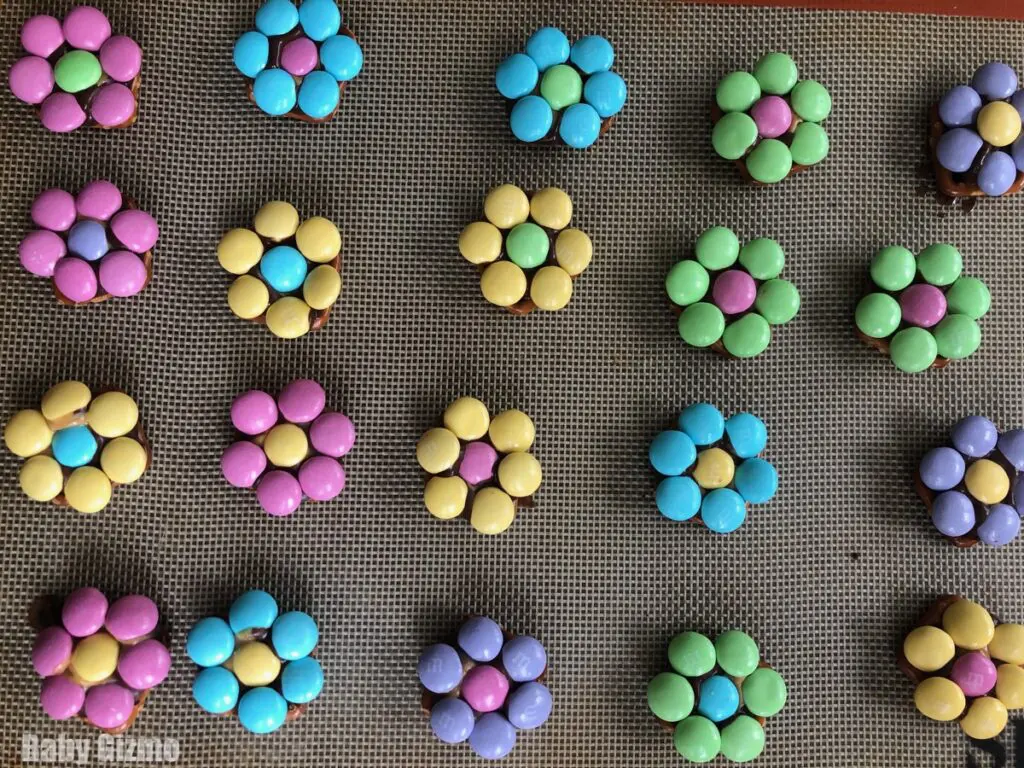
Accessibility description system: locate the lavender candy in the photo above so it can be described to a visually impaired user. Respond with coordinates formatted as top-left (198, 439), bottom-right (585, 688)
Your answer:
top-left (951, 415), bottom-right (999, 457)
top-left (977, 504), bottom-right (1021, 547)
top-left (998, 429), bottom-right (1024, 471)
top-left (920, 447), bottom-right (966, 492)
top-left (932, 491), bottom-right (976, 537)
top-left (938, 85), bottom-right (982, 128)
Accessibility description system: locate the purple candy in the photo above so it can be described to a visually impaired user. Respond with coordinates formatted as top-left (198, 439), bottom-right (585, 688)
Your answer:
top-left (40, 676), bottom-right (85, 720)
top-left (90, 83), bottom-right (136, 129)
top-left (231, 390), bottom-right (278, 435)
top-left (221, 440), bottom-right (268, 487)
top-left (117, 639), bottom-right (171, 689)
top-left (40, 92), bottom-right (87, 133)
top-left (281, 37), bottom-right (319, 76)
top-left (33, 626), bottom-right (74, 676)
top-left (84, 683), bottom-right (134, 730)
top-left (99, 36), bottom-right (142, 82)
top-left (9, 56), bottom-right (54, 105)
top-left (468, 713), bottom-right (517, 760)
top-left (429, 697), bottom-right (475, 744)
top-left (256, 470), bottom-right (302, 517)
top-left (278, 380), bottom-right (326, 424)
top-left (309, 412), bottom-right (356, 457)
top-left (950, 651), bottom-right (997, 696)
top-left (749, 95), bottom-right (792, 139)
top-left (417, 643), bottom-right (463, 694)
top-left (978, 503), bottom-right (1021, 547)
top-left (951, 415), bottom-right (999, 457)
top-left (972, 62), bottom-right (1019, 100)
top-left (899, 284), bottom-right (947, 328)
top-left (1013, 90), bottom-right (1024, 120)
top-left (32, 188), bottom-right (77, 231)
top-left (298, 455), bottom-right (345, 500)
top-left (507, 681), bottom-right (552, 730)
top-left (62, 587), bottom-right (108, 637)
top-left (459, 441), bottom-right (498, 485)
top-left (105, 595), bottom-right (159, 642)
top-left (712, 269), bottom-right (756, 315)
top-left (1012, 136), bottom-right (1024, 174)
top-left (936, 127), bottom-right (983, 173)
top-left (62, 6), bottom-right (112, 51)
top-left (19, 230), bottom-right (66, 277)
top-left (53, 257), bottom-right (98, 303)
top-left (458, 616), bottom-right (504, 662)
top-left (938, 85), bottom-right (983, 128)
top-left (67, 220), bottom-right (109, 262)
top-left (110, 209), bottom-right (158, 253)
top-left (98, 250), bottom-right (147, 297)
top-left (932, 490), bottom-right (976, 537)
top-left (21, 15), bottom-right (65, 57)
top-left (501, 635), bottom-right (547, 682)
top-left (919, 446), bottom-right (966, 491)
top-left (998, 429), bottom-right (1024, 471)
top-left (1014, 474), bottom-right (1024, 516)
top-left (978, 150), bottom-right (1017, 197)
top-left (76, 180), bottom-right (122, 221)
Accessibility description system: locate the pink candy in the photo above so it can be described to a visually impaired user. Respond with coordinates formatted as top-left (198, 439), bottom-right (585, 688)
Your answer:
top-left (278, 379), bottom-right (326, 424)
top-left (117, 639), bottom-right (171, 690)
top-left (40, 675), bottom-right (85, 720)
top-left (951, 651), bottom-right (997, 697)
top-left (900, 284), bottom-right (947, 328)
top-left (281, 37), bottom-right (319, 76)
top-left (54, 257), bottom-right (99, 303)
top-left (90, 83), bottom-right (136, 128)
top-left (99, 250), bottom-right (147, 297)
top-left (33, 626), bottom-right (74, 676)
top-left (40, 92), bottom-right (87, 132)
top-left (32, 188), bottom-right (77, 230)
top-left (750, 95), bottom-right (793, 139)
top-left (298, 455), bottom-right (346, 500)
top-left (105, 594), bottom-right (159, 642)
top-left (257, 470), bottom-right (303, 517)
top-left (231, 390), bottom-right (279, 435)
top-left (62, 6), bottom-right (112, 52)
top-left (461, 665), bottom-right (510, 713)
top-left (222, 440), bottom-right (269, 487)
top-left (19, 230), bottom-right (66, 277)
top-left (712, 269), bottom-right (757, 315)
top-left (76, 180), bottom-right (123, 221)
top-left (21, 15), bottom-right (65, 58)
top-left (309, 412), bottom-right (356, 457)
top-left (84, 683), bottom-right (133, 730)
top-left (460, 441), bottom-right (498, 485)
top-left (61, 587), bottom-right (108, 637)
top-left (99, 36), bottom-right (142, 82)
top-left (9, 56), bottom-right (54, 104)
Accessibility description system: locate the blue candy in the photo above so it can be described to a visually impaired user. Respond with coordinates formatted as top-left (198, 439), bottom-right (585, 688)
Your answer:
top-left (931, 490), bottom-right (975, 537)
top-left (417, 643), bottom-right (463, 694)
top-left (237, 687), bottom-right (288, 734)
top-left (431, 697), bottom-right (475, 744)
top-left (496, 53), bottom-right (539, 100)
top-left (281, 656), bottom-right (324, 703)
top-left (978, 504), bottom-right (1021, 547)
top-left (524, 27), bottom-right (570, 72)
top-left (298, 0), bottom-right (341, 41)
top-left (507, 681), bottom-right (552, 730)
top-left (468, 713), bottom-right (517, 760)
top-left (698, 675), bottom-right (740, 722)
top-left (501, 635), bottom-right (547, 682)
top-left (655, 476), bottom-right (702, 521)
top-left (271, 610), bottom-right (319, 660)
top-left (67, 220), bottom-right (109, 262)
top-left (298, 70), bottom-right (340, 119)
top-left (233, 31), bottom-right (269, 78)
top-left (320, 35), bottom-right (363, 81)
top-left (458, 616), bottom-right (504, 662)
top-left (253, 68), bottom-right (297, 116)
top-left (558, 102), bottom-right (601, 148)
top-left (649, 430), bottom-right (696, 477)
top-left (192, 666), bottom-right (240, 714)
top-left (186, 617), bottom-right (235, 667)
top-left (972, 62), bottom-right (1018, 100)
top-left (510, 95), bottom-right (553, 142)
top-left (938, 85), bottom-right (982, 128)
top-left (734, 458), bottom-right (778, 504)
top-left (260, 246), bottom-right (308, 293)
top-left (255, 0), bottom-right (299, 36)
top-left (724, 412), bottom-right (767, 459)
top-left (569, 35), bottom-right (614, 75)
top-left (583, 70), bottom-right (627, 118)
top-left (229, 589), bottom-right (279, 634)
top-left (978, 151), bottom-right (1016, 197)
top-left (700, 488), bottom-right (746, 534)
top-left (678, 403), bottom-right (725, 446)
top-left (936, 127), bottom-right (983, 173)
top-left (52, 425), bottom-right (97, 468)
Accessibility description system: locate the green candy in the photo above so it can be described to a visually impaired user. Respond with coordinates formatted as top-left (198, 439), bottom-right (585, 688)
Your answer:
top-left (755, 279), bottom-right (800, 324)
top-left (668, 632), bottom-right (716, 677)
top-left (674, 716), bottom-right (722, 763)
top-left (720, 715), bottom-right (766, 763)
top-left (722, 314), bottom-right (771, 358)
top-left (54, 50), bottom-right (102, 94)
top-left (739, 238), bottom-right (784, 280)
top-left (889, 327), bottom-right (937, 373)
top-left (741, 667), bottom-right (788, 717)
top-left (695, 227), bottom-right (739, 270)
top-left (666, 260), bottom-right (710, 306)
top-left (945, 276), bottom-right (990, 319)
top-left (855, 293), bottom-right (901, 338)
top-left (917, 243), bottom-right (963, 286)
top-left (714, 630), bottom-right (760, 676)
top-left (679, 303), bottom-right (725, 347)
top-left (540, 64), bottom-right (582, 110)
top-left (790, 79), bottom-right (832, 122)
top-left (712, 112), bottom-right (758, 160)
top-left (933, 314), bottom-right (981, 359)
top-left (505, 222), bottom-right (549, 269)
top-left (715, 71), bottom-right (761, 113)
top-left (647, 672), bottom-right (694, 722)
top-left (789, 122), bottom-right (829, 166)
top-left (870, 246), bottom-right (916, 292)
top-left (753, 52), bottom-right (798, 95)
top-left (744, 139), bottom-right (792, 184)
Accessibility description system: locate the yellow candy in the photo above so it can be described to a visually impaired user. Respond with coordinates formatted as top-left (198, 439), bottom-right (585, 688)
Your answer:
top-left (914, 676), bottom-right (966, 721)
top-left (960, 696), bottom-right (1008, 740)
top-left (555, 228), bottom-right (593, 276)
top-left (253, 201), bottom-right (299, 241)
top-left (692, 448), bottom-right (736, 490)
top-left (942, 598), bottom-right (995, 650)
top-left (443, 397), bottom-right (490, 441)
top-left (530, 266), bottom-right (573, 311)
top-left (483, 185), bottom-right (529, 229)
top-left (295, 216), bottom-right (341, 263)
top-left (263, 423), bottom-right (309, 467)
top-left (424, 476), bottom-right (468, 520)
top-left (265, 297), bottom-right (311, 339)
top-left (302, 265), bottom-right (342, 310)
top-left (19, 455), bottom-right (64, 502)
top-left (41, 381), bottom-right (91, 423)
top-left (217, 228), bottom-right (264, 274)
top-left (965, 459), bottom-right (1010, 504)
top-left (902, 626), bottom-right (955, 672)
top-left (488, 409), bottom-right (535, 453)
top-left (997, 664), bottom-right (1024, 709)
top-left (416, 428), bottom-right (461, 474)
top-left (990, 623), bottom-right (1024, 664)
top-left (470, 487), bottom-right (516, 534)
top-left (70, 632), bottom-right (119, 683)
top-left (231, 641), bottom-right (281, 687)
top-left (530, 187), bottom-right (573, 230)
top-left (228, 275), bottom-right (270, 319)
top-left (498, 452), bottom-right (542, 497)
top-left (86, 391), bottom-right (138, 438)
top-left (4, 409), bottom-right (52, 457)
top-left (977, 101), bottom-right (1022, 147)
top-left (101, 437), bottom-right (148, 485)
top-left (64, 467), bottom-right (112, 514)
top-left (480, 261), bottom-right (527, 307)
top-left (459, 221), bottom-right (502, 265)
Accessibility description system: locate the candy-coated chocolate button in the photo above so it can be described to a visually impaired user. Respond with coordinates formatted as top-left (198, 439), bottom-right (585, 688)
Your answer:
top-left (507, 681), bottom-right (551, 729)
top-left (419, 642), bottom-right (463, 692)
top-left (105, 594), bottom-right (159, 642)
top-left (650, 430), bottom-right (697, 476)
top-left (234, 30), bottom-right (269, 78)
top-left (496, 53), bottom-right (539, 100)
top-left (530, 187), bottom-right (572, 229)
top-left (64, 467), bottom-right (112, 514)
top-left (62, 587), bottom-right (108, 636)
top-left (996, 664), bottom-right (1024, 709)
top-left (320, 34), bottom-right (363, 81)
top-left (484, 185), bottom-right (530, 229)
top-left (218, 228), bottom-right (264, 274)
top-left (755, 279), bottom-right (800, 324)
top-left (444, 397), bottom-right (490, 440)
top-left (432, 700), bottom-right (475, 744)
top-left (855, 293), bottom-right (901, 339)
top-left (489, 409), bottom-right (535, 453)
top-left (41, 381), bottom-right (91, 423)
top-left (86, 391), bottom-right (138, 438)
top-left (745, 139), bottom-right (793, 184)
top-left (946, 277), bottom-right (991, 320)
top-left (502, 635), bottom-right (546, 682)
top-left (712, 112), bottom-right (758, 160)
top-left (790, 79), bottom-right (831, 122)
top-left (656, 476), bottom-right (701, 520)
top-left (272, 610), bottom-right (318, 660)
top-left (933, 314), bottom-right (980, 360)
top-left (530, 266), bottom-right (573, 311)
top-left (459, 441), bottom-right (497, 485)
top-left (261, 245), bottom-right (307, 292)
top-left (733, 457), bottom-right (777, 503)
top-left (666, 261), bottom-right (709, 307)
top-left (254, 201), bottom-right (300, 241)
top-left (698, 675), bottom-right (739, 722)
top-left (10, 56), bottom-right (54, 105)
top-left (54, 50), bottom-right (102, 93)
top-left (510, 95), bottom-right (553, 142)
top-left (716, 70), bottom-right (762, 113)
top-left (33, 625), bottom-right (73, 676)
top-left (903, 625), bottom-right (955, 672)
top-left (679, 403), bottom-right (725, 445)
top-left (193, 666), bottom-right (240, 714)
top-left (917, 244), bottom-right (962, 287)
top-left (458, 616), bottom-right (504, 661)
top-left (40, 676), bottom-right (85, 720)
top-left (459, 221), bottom-right (502, 265)
top-left (965, 459), bottom-right (1010, 504)
top-left (722, 312), bottom-right (771, 358)
top-left (678, 302), bottom-right (725, 347)
top-left (84, 683), bottom-right (134, 730)
top-left (118, 638), bottom-right (171, 689)
top-left (978, 101), bottom-right (1022, 147)
top-left (720, 715), bottom-right (765, 763)
top-left (942, 599), bottom-right (995, 650)
top-left (674, 716), bottom-right (721, 763)
top-left (724, 413), bottom-right (767, 459)
top-left (253, 67), bottom-right (297, 115)
top-left (870, 246), bottom-right (916, 291)
top-left (20, 455), bottom-right (64, 501)
top-left (559, 103), bottom-right (601, 148)
top-left (231, 640), bottom-right (281, 686)
top-left (255, 0), bottom-right (299, 35)
top-left (52, 424), bottom-right (97, 468)
top-left (424, 475), bottom-right (468, 519)
top-left (742, 667), bottom-right (787, 717)
top-left (506, 222), bottom-right (549, 269)
top-left (229, 590), bottom-right (279, 635)
top-left (70, 632), bottom-right (119, 683)
top-left (990, 624), bottom-right (1024, 664)
top-left (237, 687), bottom-right (288, 734)
top-left (265, 296), bottom-right (311, 338)
top-left (498, 452), bottom-right (542, 497)
top-left (647, 672), bottom-right (694, 722)
top-left (228, 275), bottom-right (271, 319)
top-left (281, 656), bottom-right (324, 703)
top-left (789, 121), bottom-right (830, 165)
top-left (961, 696), bottom-right (1008, 739)
top-left (298, 0), bottom-right (341, 40)
top-left (554, 228), bottom-right (592, 276)
top-left (470, 487), bottom-right (516, 534)
top-left (100, 437), bottom-right (147, 484)
top-left (668, 632), bottom-right (716, 677)
top-left (715, 630), bottom-right (760, 676)
top-left (22, 15), bottom-right (65, 58)
top-left (303, 264), bottom-right (342, 310)
top-left (539, 64), bottom-right (582, 110)
top-left (585, 70), bottom-right (628, 118)
top-left (263, 423), bottom-right (308, 467)
top-left (889, 327), bottom-right (937, 373)
top-left (186, 617), bottom-right (235, 667)
top-left (753, 52), bottom-right (798, 95)
top-left (416, 427), bottom-right (461, 473)
top-left (294, 216), bottom-right (341, 264)
top-left (469, 713), bottom-right (517, 760)
top-left (5, 409), bottom-right (52, 457)
top-left (278, 380), bottom-right (325, 422)
top-left (525, 26), bottom-right (570, 71)
top-left (692, 448), bottom-right (735, 489)
top-left (480, 261), bottom-right (528, 307)
top-left (695, 227), bottom-right (739, 271)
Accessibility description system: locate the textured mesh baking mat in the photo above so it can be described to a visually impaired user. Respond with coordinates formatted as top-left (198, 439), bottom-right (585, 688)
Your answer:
top-left (2, 1), bottom-right (1024, 766)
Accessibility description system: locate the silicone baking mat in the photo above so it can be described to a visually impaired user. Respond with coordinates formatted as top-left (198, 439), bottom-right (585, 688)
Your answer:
top-left (2, 1), bottom-right (1024, 766)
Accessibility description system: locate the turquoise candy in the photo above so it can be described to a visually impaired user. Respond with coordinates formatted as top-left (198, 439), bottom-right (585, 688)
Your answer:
top-left (229, 590), bottom-right (279, 634)
top-left (234, 31), bottom-right (269, 78)
top-left (698, 676), bottom-right (740, 722)
top-left (656, 476), bottom-right (702, 521)
top-left (559, 102), bottom-right (601, 148)
top-left (569, 35), bottom-right (614, 74)
top-left (724, 413), bottom-right (767, 459)
top-left (650, 430), bottom-right (697, 476)
top-left (320, 35), bottom-right (363, 81)
top-left (238, 687), bottom-right (288, 734)
top-left (261, 246), bottom-right (308, 292)
top-left (496, 53), bottom-right (539, 100)
top-left (701, 488), bottom-right (747, 534)
top-left (678, 403), bottom-right (725, 446)
top-left (298, 0), bottom-right (341, 41)
top-left (510, 95), bottom-right (553, 142)
top-left (253, 68), bottom-right (297, 116)
top-left (298, 70), bottom-right (340, 119)
top-left (272, 611), bottom-right (319, 660)
top-left (281, 656), bottom-right (324, 703)
top-left (734, 458), bottom-right (778, 504)
top-left (193, 666), bottom-right (240, 714)
top-left (255, 0), bottom-right (299, 36)
top-left (186, 617), bottom-right (235, 667)
top-left (524, 27), bottom-right (570, 72)
top-left (583, 71), bottom-right (627, 118)
top-left (52, 425), bottom-right (98, 468)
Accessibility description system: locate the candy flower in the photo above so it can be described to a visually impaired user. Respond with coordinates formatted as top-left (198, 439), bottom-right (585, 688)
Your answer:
top-left (4, 381), bottom-right (149, 514)
top-left (650, 404), bottom-right (777, 534)
top-left (712, 52), bottom-right (831, 184)
top-left (647, 630), bottom-right (787, 763)
top-left (33, 588), bottom-right (169, 732)
top-left (417, 397), bottom-right (541, 535)
top-left (917, 416), bottom-right (1023, 548)
top-left (187, 590), bottom-right (322, 733)
top-left (459, 184), bottom-right (593, 314)
top-left (233, 0), bottom-right (363, 121)
top-left (667, 227), bottom-right (799, 358)
top-left (10, 7), bottom-right (142, 132)
top-left (496, 28), bottom-right (626, 149)
top-left (901, 596), bottom-right (1024, 740)
top-left (418, 616), bottom-right (550, 758)
top-left (218, 201), bottom-right (343, 338)
top-left (19, 181), bottom-right (156, 304)
top-left (855, 243), bottom-right (990, 373)
top-left (222, 379), bottom-right (355, 517)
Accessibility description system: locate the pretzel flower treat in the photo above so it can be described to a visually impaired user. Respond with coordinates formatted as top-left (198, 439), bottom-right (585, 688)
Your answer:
top-left (418, 616), bottom-right (550, 759)
top-left (4, 381), bottom-right (150, 514)
top-left (459, 184), bottom-right (593, 314)
top-left (417, 398), bottom-right (540, 535)
top-left (648, 630), bottom-right (787, 763)
top-left (187, 590), bottom-right (322, 734)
